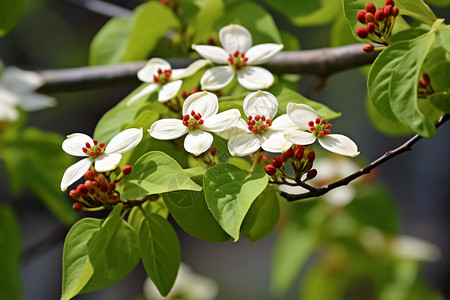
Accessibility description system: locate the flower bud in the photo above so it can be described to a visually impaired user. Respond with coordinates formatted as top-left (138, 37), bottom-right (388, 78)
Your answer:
top-left (423, 72), bottom-right (431, 84)
top-left (307, 151), bottom-right (316, 162)
top-left (77, 184), bottom-right (88, 196)
top-left (375, 9), bottom-right (385, 21)
top-left (356, 27), bottom-right (369, 39)
top-left (384, 5), bottom-right (393, 16)
top-left (272, 157), bottom-right (284, 168)
top-left (366, 23), bottom-right (375, 33)
top-left (84, 170), bottom-right (95, 181)
top-left (365, 3), bottom-right (376, 14)
top-left (69, 190), bottom-right (81, 200)
top-left (100, 184), bottom-right (108, 193)
top-left (73, 203), bottom-right (84, 213)
top-left (108, 182), bottom-right (116, 192)
top-left (392, 6), bottom-right (399, 17)
top-left (97, 175), bottom-right (106, 185)
top-left (363, 44), bottom-right (375, 53)
top-left (280, 152), bottom-right (289, 162)
top-left (294, 146), bottom-right (304, 160)
top-left (209, 146), bottom-right (216, 156)
top-left (265, 164), bottom-right (276, 176)
top-left (284, 148), bottom-right (294, 159)
top-left (365, 12), bottom-right (375, 23)
top-left (356, 10), bottom-right (367, 24)
top-left (419, 79), bottom-right (427, 88)
top-left (306, 169), bottom-right (318, 180)
top-left (385, 0), bottom-right (394, 6)
top-left (122, 165), bottom-right (132, 175)
top-left (258, 153), bottom-right (271, 164)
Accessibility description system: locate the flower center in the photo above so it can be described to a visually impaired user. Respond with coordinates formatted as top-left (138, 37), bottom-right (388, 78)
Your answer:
top-left (308, 118), bottom-right (332, 137)
top-left (182, 110), bottom-right (204, 130)
top-left (247, 115), bottom-right (272, 134)
top-left (228, 50), bottom-right (248, 70)
top-left (82, 139), bottom-right (106, 158)
top-left (153, 68), bottom-right (172, 85)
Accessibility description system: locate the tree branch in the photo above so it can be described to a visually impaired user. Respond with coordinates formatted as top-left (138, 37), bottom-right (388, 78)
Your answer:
top-left (280, 113), bottom-right (450, 202)
top-left (36, 44), bottom-right (378, 93)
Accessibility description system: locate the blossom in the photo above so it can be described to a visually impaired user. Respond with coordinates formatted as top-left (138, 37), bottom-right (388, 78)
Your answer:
top-left (127, 58), bottom-right (209, 105)
top-left (192, 24), bottom-right (283, 91)
top-left (0, 66), bottom-right (56, 122)
top-left (221, 91), bottom-right (293, 156)
top-left (148, 91), bottom-right (240, 155)
top-left (284, 103), bottom-right (360, 157)
top-left (60, 128), bottom-right (143, 191)
top-left (143, 263), bottom-right (218, 300)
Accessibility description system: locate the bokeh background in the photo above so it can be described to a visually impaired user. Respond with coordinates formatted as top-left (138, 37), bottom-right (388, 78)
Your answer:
top-left (0, 0), bottom-right (449, 299)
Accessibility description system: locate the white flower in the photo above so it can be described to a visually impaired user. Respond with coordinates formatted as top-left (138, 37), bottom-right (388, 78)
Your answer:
top-left (222, 91), bottom-right (293, 156)
top-left (148, 91), bottom-right (240, 156)
top-left (0, 66), bottom-right (56, 122)
top-left (127, 58), bottom-right (209, 105)
top-left (390, 235), bottom-right (441, 262)
top-left (143, 263), bottom-right (219, 300)
top-left (60, 128), bottom-right (143, 191)
top-left (284, 103), bottom-right (360, 157)
top-left (192, 24), bottom-right (283, 91)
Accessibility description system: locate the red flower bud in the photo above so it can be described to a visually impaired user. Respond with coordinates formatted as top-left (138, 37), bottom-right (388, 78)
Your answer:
top-left (356, 27), bottom-right (369, 39)
top-left (265, 164), bottom-right (276, 176)
top-left (209, 146), bottom-right (216, 156)
top-left (284, 148), bottom-right (294, 159)
top-left (356, 10), bottom-right (367, 24)
top-left (306, 169), bottom-right (318, 180)
top-left (69, 190), bottom-right (81, 200)
top-left (122, 165), bottom-right (132, 175)
top-left (365, 2), bottom-right (376, 14)
top-left (100, 184), bottom-right (108, 193)
top-left (294, 147), bottom-right (304, 160)
top-left (385, 0), bottom-right (394, 6)
top-left (73, 203), bottom-right (84, 213)
top-left (77, 184), bottom-right (88, 196)
top-left (423, 72), bottom-right (431, 84)
top-left (307, 151), bottom-right (316, 162)
top-left (280, 152), bottom-right (288, 162)
top-left (363, 43), bottom-right (375, 53)
top-left (375, 9), bottom-right (385, 21)
top-left (384, 5), bottom-right (393, 16)
top-left (365, 12), bottom-right (375, 23)
top-left (258, 153), bottom-right (271, 164)
top-left (419, 79), bottom-right (427, 88)
top-left (84, 170), bottom-right (95, 181)
top-left (366, 22), bottom-right (375, 33)
top-left (108, 182), bottom-right (116, 192)
top-left (272, 157), bottom-right (284, 168)
top-left (392, 6), bottom-right (399, 17)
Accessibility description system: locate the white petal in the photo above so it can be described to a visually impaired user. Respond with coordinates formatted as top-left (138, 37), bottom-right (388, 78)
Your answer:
top-left (200, 66), bottom-right (235, 91)
top-left (171, 59), bottom-right (210, 80)
top-left (62, 133), bottom-right (93, 156)
top-left (219, 24), bottom-right (252, 54)
top-left (191, 45), bottom-right (229, 64)
top-left (0, 86), bottom-right (19, 105)
top-left (215, 118), bottom-right (248, 140)
top-left (286, 103), bottom-right (318, 130)
top-left (182, 91), bottom-right (218, 118)
top-left (18, 93), bottom-right (57, 111)
top-left (184, 130), bottom-right (213, 156)
top-left (243, 90), bottom-right (278, 119)
top-left (284, 131), bottom-right (316, 145)
top-left (228, 133), bottom-right (261, 156)
top-left (60, 158), bottom-right (92, 191)
top-left (95, 153), bottom-right (122, 172)
top-left (318, 134), bottom-right (360, 157)
top-left (236, 66), bottom-right (274, 90)
top-left (127, 84), bottom-right (158, 106)
top-left (246, 44), bottom-right (284, 65)
top-left (105, 128), bottom-right (143, 154)
top-left (202, 109), bottom-right (241, 132)
top-left (137, 58), bottom-right (171, 82)
top-left (149, 119), bottom-right (188, 140)
top-left (0, 103), bottom-right (18, 122)
top-left (323, 186), bottom-right (355, 207)
top-left (158, 80), bottom-right (182, 102)
top-left (2, 67), bottom-right (44, 93)
top-left (260, 131), bottom-right (292, 153)
top-left (270, 114), bottom-right (298, 132)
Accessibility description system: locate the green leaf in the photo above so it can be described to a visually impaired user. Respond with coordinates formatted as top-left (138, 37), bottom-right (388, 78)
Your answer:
top-left (300, 263), bottom-right (347, 300)
top-left (128, 197), bottom-right (169, 233)
top-left (0, 0), bottom-right (25, 37)
top-left (138, 214), bottom-right (181, 296)
top-left (203, 163), bottom-right (268, 241)
top-left (391, 28), bottom-right (429, 43)
top-left (437, 26), bottom-right (450, 53)
top-left (330, 11), bottom-right (360, 47)
top-left (241, 187), bottom-right (280, 242)
top-left (218, 1), bottom-right (281, 44)
top-left (0, 205), bottom-right (22, 300)
top-left (396, 0), bottom-right (438, 24)
top-left (163, 172), bottom-right (231, 243)
top-left (263, 0), bottom-right (341, 26)
top-left (429, 90), bottom-right (450, 112)
top-left (268, 85), bottom-right (341, 120)
top-left (123, 151), bottom-right (202, 200)
top-left (425, 0), bottom-right (450, 6)
top-left (390, 33), bottom-right (436, 137)
top-left (89, 2), bottom-right (180, 65)
top-left (187, 0), bottom-right (225, 44)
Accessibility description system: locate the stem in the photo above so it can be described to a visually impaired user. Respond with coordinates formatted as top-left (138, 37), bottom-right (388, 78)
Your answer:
top-left (249, 149), bottom-right (261, 172)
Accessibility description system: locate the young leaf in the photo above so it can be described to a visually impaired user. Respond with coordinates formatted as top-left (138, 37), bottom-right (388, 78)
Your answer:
top-left (241, 187), bottom-right (280, 242)
top-left (0, 0), bottom-right (25, 37)
top-left (128, 197), bottom-right (169, 233)
top-left (186, 0), bottom-right (225, 44)
top-left (123, 151), bottom-right (202, 200)
top-left (203, 163), bottom-right (268, 241)
top-left (138, 214), bottom-right (181, 296)
top-left (390, 33), bottom-right (436, 137)
top-left (396, 0), bottom-right (438, 25)
top-left (429, 90), bottom-right (450, 112)
top-left (0, 205), bottom-right (22, 300)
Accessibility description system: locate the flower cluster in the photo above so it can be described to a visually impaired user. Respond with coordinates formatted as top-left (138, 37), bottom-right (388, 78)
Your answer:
top-left (69, 165), bottom-right (133, 212)
top-left (418, 72), bottom-right (435, 98)
top-left (356, 0), bottom-right (399, 52)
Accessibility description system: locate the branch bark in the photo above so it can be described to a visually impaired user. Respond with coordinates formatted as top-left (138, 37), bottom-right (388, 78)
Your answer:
top-left (36, 44), bottom-right (378, 93)
top-left (280, 113), bottom-right (450, 202)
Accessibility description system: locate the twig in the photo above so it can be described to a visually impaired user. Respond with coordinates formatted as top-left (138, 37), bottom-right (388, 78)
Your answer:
top-left (36, 44), bottom-right (378, 93)
top-left (66, 0), bottom-right (132, 18)
top-left (281, 113), bottom-right (450, 201)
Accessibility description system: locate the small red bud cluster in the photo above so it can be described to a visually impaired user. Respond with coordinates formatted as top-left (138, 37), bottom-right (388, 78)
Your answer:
top-left (356, 1), bottom-right (399, 50)
top-left (153, 68), bottom-right (172, 84)
top-left (264, 145), bottom-right (318, 182)
top-left (228, 51), bottom-right (248, 70)
top-left (183, 110), bottom-right (204, 129)
top-left (68, 166), bottom-right (133, 212)
top-left (181, 88), bottom-right (199, 100)
top-left (247, 115), bottom-right (272, 134)
top-left (418, 72), bottom-right (436, 98)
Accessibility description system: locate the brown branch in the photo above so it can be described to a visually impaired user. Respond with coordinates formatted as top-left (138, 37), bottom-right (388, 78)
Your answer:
top-left (36, 44), bottom-right (378, 93)
top-left (280, 113), bottom-right (450, 202)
